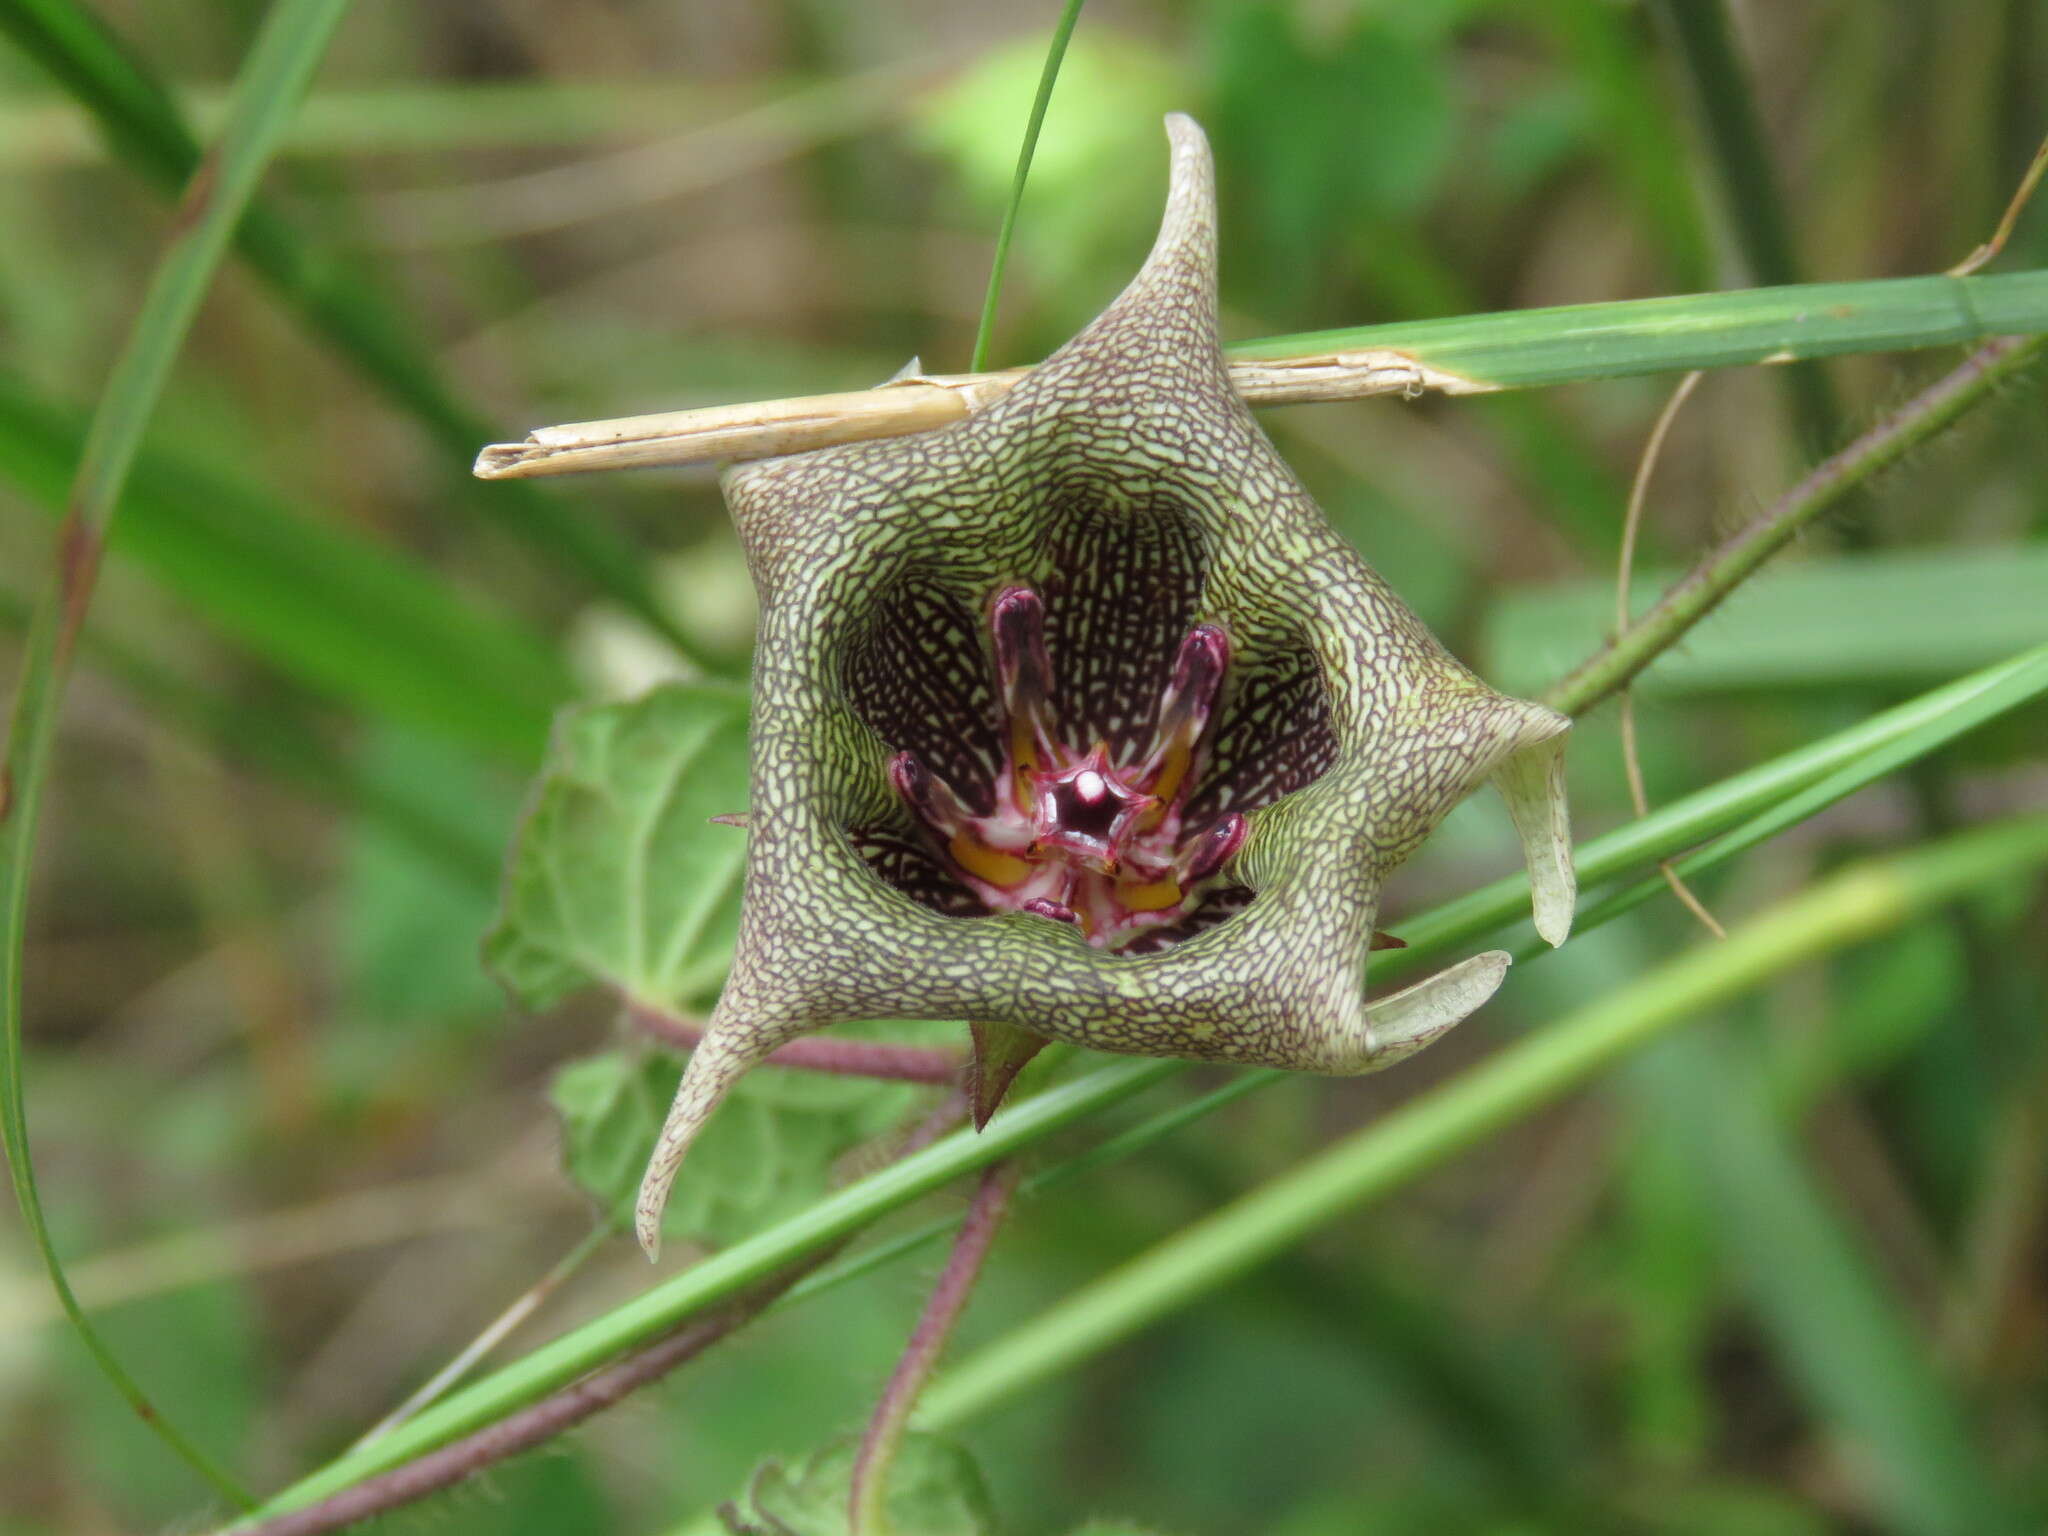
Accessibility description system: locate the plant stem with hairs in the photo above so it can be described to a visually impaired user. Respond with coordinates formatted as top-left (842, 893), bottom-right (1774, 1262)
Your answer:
top-left (1546, 332), bottom-right (2046, 717)
top-left (848, 1160), bottom-right (1021, 1533)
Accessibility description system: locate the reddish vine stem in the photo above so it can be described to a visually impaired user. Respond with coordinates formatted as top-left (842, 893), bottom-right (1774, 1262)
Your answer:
top-left (628, 1001), bottom-right (964, 1084)
top-left (847, 1159), bottom-right (1022, 1533)
top-left (244, 1271), bottom-right (802, 1536)
top-left (232, 1094), bottom-right (968, 1536)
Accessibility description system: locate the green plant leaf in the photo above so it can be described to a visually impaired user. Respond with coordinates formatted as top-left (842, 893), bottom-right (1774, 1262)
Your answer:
top-left (552, 1045), bottom-right (941, 1247)
top-left (486, 683), bottom-right (753, 1013)
top-left (724, 1435), bottom-right (997, 1536)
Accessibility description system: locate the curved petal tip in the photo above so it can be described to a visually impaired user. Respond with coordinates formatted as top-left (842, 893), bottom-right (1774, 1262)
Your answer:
top-left (1363, 950), bottom-right (1512, 1069)
top-left (1493, 731), bottom-right (1576, 947)
top-left (633, 1017), bottom-right (783, 1260)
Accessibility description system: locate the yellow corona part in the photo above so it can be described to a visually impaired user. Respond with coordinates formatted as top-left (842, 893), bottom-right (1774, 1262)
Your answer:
top-left (1119, 877), bottom-right (1184, 912)
top-left (950, 830), bottom-right (1034, 889)
top-left (1137, 737), bottom-right (1193, 831)
top-left (1009, 715), bottom-right (1040, 813)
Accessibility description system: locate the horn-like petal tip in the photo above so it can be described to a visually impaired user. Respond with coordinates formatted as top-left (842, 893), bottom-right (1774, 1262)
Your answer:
top-left (1493, 730), bottom-right (1576, 947)
top-left (1363, 950), bottom-right (1513, 1069)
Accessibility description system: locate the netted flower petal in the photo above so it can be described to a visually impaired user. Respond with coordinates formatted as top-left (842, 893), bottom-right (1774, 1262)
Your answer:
top-left (635, 115), bottom-right (1574, 1256)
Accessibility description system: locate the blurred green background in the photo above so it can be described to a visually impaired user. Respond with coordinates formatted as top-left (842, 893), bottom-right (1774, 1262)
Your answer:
top-left (2, 1), bottom-right (2046, 1532)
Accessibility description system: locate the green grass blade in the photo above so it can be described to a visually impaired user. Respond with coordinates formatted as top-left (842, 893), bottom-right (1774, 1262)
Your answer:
top-left (0, 375), bottom-right (571, 762)
top-left (1394, 640), bottom-right (2048, 965)
top-left (969, 0), bottom-right (1085, 372)
top-left (0, 75), bottom-right (838, 166)
top-left (1566, 643), bottom-right (2048, 942)
top-left (1641, 1031), bottom-right (2021, 1536)
top-left (1540, 0), bottom-right (1712, 290)
top-left (0, 0), bottom-right (707, 663)
top-left (220, 644), bottom-right (2048, 1525)
top-left (0, 0), bottom-right (195, 185)
top-left (1655, 0), bottom-right (1848, 456)
top-left (1228, 268), bottom-right (2048, 389)
top-left (219, 1056), bottom-right (1184, 1527)
top-left (915, 818), bottom-right (2048, 1530)
top-left (1485, 543), bottom-right (2048, 697)
top-left (0, 0), bottom-right (352, 1507)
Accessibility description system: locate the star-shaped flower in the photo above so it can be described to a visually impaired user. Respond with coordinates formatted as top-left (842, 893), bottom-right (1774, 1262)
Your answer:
top-left (635, 114), bottom-right (1574, 1255)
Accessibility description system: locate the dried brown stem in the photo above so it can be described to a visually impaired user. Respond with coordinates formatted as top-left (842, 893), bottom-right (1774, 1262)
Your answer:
top-left (472, 351), bottom-right (1483, 479)
top-left (1949, 131), bottom-right (2048, 277)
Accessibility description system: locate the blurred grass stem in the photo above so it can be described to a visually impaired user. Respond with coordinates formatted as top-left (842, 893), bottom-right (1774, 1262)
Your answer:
top-left (916, 816), bottom-right (2048, 1440)
top-left (1654, 0), bottom-right (1847, 459)
top-left (0, 0), bottom-right (352, 1505)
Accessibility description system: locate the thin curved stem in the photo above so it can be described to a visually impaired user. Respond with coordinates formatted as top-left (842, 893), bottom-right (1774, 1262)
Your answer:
top-left (1614, 368), bottom-right (1724, 937)
top-left (0, 0), bottom-right (352, 1505)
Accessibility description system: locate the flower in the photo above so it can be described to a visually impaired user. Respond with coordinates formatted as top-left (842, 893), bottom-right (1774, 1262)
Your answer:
top-left (635, 115), bottom-right (1574, 1256)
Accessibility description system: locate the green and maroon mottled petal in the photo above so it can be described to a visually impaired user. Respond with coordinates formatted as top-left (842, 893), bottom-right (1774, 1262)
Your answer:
top-left (633, 115), bottom-right (1575, 1257)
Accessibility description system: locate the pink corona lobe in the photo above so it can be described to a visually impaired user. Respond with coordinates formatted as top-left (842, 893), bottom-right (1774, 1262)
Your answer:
top-left (889, 585), bottom-right (1245, 949)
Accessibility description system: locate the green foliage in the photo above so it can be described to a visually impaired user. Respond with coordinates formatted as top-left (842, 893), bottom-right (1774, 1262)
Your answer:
top-left (486, 684), bottom-right (753, 1013)
top-left (1209, 3), bottom-right (1455, 314)
top-left (7, 4), bottom-right (2048, 1534)
top-left (498, 684), bottom-right (956, 1243)
top-left (338, 728), bottom-right (519, 1027)
top-left (550, 1038), bottom-right (942, 1246)
top-left (0, 377), bottom-right (570, 762)
top-left (723, 1435), bottom-right (997, 1536)
top-left (1486, 542), bottom-right (2048, 698)
top-left (1641, 1030), bottom-right (2027, 1536)
top-left (913, 33), bottom-right (1184, 337)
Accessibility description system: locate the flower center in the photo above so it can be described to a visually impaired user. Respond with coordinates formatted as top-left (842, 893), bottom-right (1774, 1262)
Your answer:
top-left (888, 584), bottom-right (1246, 949)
